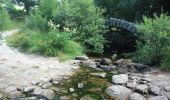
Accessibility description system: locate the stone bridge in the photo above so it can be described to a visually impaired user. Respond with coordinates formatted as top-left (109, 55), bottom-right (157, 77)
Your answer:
top-left (106, 18), bottom-right (138, 35)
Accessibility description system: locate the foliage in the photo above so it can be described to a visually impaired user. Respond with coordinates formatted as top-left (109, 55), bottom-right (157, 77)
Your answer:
top-left (25, 12), bottom-right (48, 31)
top-left (133, 14), bottom-right (170, 69)
top-left (6, 30), bottom-right (83, 61)
top-left (24, 0), bottom-right (106, 54)
top-left (95, 0), bottom-right (169, 22)
top-left (53, 0), bottom-right (106, 54)
top-left (0, 2), bottom-right (10, 31)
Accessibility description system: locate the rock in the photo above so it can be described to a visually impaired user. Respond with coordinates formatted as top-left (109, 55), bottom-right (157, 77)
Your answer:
top-left (80, 61), bottom-right (101, 70)
top-left (19, 97), bottom-right (37, 100)
top-left (115, 59), bottom-right (131, 64)
top-left (40, 77), bottom-right (52, 83)
top-left (100, 58), bottom-right (112, 65)
top-left (69, 88), bottom-right (74, 92)
top-left (31, 80), bottom-right (39, 85)
top-left (148, 96), bottom-right (168, 100)
top-left (111, 54), bottom-right (117, 61)
top-left (0, 93), bottom-right (2, 99)
top-left (7, 91), bottom-right (23, 98)
top-left (150, 85), bottom-right (161, 95)
top-left (23, 86), bottom-right (34, 93)
top-left (33, 88), bottom-right (54, 100)
top-left (167, 93), bottom-right (170, 100)
top-left (97, 65), bottom-right (114, 71)
top-left (133, 63), bottom-right (150, 72)
top-left (141, 78), bottom-right (151, 83)
top-left (5, 86), bottom-right (17, 93)
top-left (80, 95), bottom-right (95, 100)
top-left (136, 84), bottom-right (148, 94)
top-left (33, 87), bottom-right (43, 95)
top-left (41, 83), bottom-right (52, 89)
top-left (164, 86), bottom-right (170, 92)
top-left (75, 56), bottom-right (88, 61)
top-left (112, 74), bottom-right (128, 84)
top-left (117, 64), bottom-right (138, 73)
top-left (52, 81), bottom-right (60, 85)
top-left (41, 89), bottom-right (55, 100)
top-left (89, 73), bottom-right (106, 78)
top-left (105, 85), bottom-right (132, 100)
top-left (127, 81), bottom-right (137, 90)
top-left (78, 83), bottom-right (84, 89)
top-left (128, 93), bottom-right (145, 100)
top-left (59, 96), bottom-right (70, 100)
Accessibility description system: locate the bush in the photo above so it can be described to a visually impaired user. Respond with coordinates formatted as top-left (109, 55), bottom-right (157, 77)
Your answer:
top-left (133, 14), bottom-right (170, 69)
top-left (25, 12), bottom-right (49, 31)
top-left (53, 0), bottom-right (106, 54)
top-left (6, 30), bottom-right (83, 61)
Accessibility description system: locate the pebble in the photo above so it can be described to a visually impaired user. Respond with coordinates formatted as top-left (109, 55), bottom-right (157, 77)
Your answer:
top-left (78, 83), bottom-right (84, 89)
top-left (69, 88), bottom-right (74, 92)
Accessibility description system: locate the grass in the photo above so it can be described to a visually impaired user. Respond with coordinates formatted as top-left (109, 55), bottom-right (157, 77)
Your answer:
top-left (6, 29), bottom-right (84, 61)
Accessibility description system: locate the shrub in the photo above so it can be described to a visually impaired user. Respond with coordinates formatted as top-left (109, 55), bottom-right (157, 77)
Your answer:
top-left (53, 0), bottom-right (106, 54)
top-left (6, 30), bottom-right (83, 61)
top-left (133, 14), bottom-right (170, 69)
top-left (25, 12), bottom-right (49, 31)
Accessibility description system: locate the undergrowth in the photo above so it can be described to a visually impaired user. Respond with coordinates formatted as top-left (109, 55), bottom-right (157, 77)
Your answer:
top-left (6, 29), bottom-right (83, 61)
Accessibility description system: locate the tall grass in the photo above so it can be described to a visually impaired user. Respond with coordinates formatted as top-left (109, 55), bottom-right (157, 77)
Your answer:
top-left (6, 30), bottom-right (83, 61)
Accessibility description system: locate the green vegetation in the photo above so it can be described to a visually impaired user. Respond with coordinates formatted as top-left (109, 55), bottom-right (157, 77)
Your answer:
top-left (1, 0), bottom-right (170, 68)
top-left (55, 66), bottom-right (112, 99)
top-left (0, 4), bottom-right (10, 31)
top-left (133, 14), bottom-right (170, 69)
top-left (6, 29), bottom-right (83, 60)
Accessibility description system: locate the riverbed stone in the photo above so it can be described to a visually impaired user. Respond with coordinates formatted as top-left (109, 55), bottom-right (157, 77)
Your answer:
top-left (5, 86), bottom-right (17, 93)
top-left (127, 81), bottom-right (137, 90)
top-left (167, 93), bottom-right (170, 100)
top-left (100, 58), bottom-right (112, 65)
top-left (89, 72), bottom-right (106, 78)
top-left (41, 89), bottom-right (55, 100)
top-left (136, 84), bottom-right (148, 93)
top-left (31, 80), bottom-right (40, 85)
top-left (41, 83), bottom-right (52, 89)
top-left (164, 86), bottom-right (170, 92)
top-left (52, 80), bottom-right (60, 85)
top-left (112, 74), bottom-right (128, 84)
top-left (8, 91), bottom-right (23, 98)
top-left (69, 88), bottom-right (74, 92)
top-left (23, 86), bottom-right (34, 93)
top-left (75, 56), bottom-right (88, 61)
top-left (105, 85), bottom-right (132, 100)
top-left (150, 85), bottom-right (161, 95)
top-left (80, 95), bottom-right (95, 100)
top-left (111, 54), bottom-right (117, 61)
top-left (78, 83), bottom-right (84, 89)
top-left (128, 93), bottom-right (145, 100)
top-left (148, 96), bottom-right (168, 100)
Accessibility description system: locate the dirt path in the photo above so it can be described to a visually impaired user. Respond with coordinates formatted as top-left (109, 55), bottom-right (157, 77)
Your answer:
top-left (0, 30), bottom-right (79, 90)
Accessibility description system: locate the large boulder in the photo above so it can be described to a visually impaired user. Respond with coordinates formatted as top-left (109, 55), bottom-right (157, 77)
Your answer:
top-left (128, 93), bottom-right (145, 100)
top-left (105, 85), bottom-right (132, 100)
top-left (112, 74), bottom-right (128, 84)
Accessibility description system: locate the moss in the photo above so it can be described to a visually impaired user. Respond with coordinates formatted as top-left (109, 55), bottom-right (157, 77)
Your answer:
top-left (55, 66), bottom-right (113, 99)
